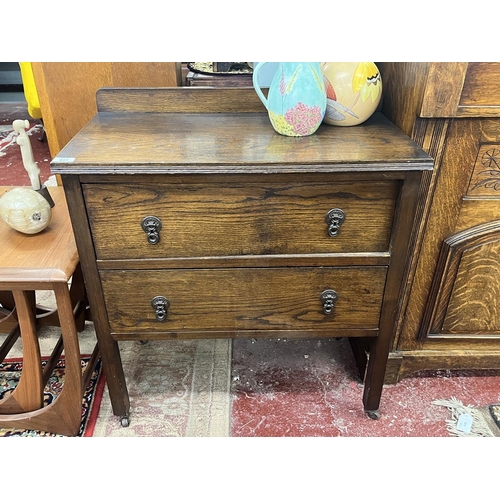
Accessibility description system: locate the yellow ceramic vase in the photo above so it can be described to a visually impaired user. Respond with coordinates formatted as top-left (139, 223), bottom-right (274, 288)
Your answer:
top-left (321, 62), bottom-right (382, 126)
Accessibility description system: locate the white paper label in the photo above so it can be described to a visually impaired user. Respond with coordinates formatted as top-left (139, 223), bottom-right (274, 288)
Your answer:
top-left (53, 157), bottom-right (75, 163)
top-left (457, 413), bottom-right (473, 433)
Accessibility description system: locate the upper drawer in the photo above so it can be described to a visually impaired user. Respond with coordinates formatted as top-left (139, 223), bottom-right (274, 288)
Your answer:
top-left (83, 178), bottom-right (398, 260)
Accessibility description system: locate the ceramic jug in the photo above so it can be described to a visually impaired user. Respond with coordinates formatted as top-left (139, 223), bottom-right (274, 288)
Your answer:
top-left (253, 62), bottom-right (326, 137)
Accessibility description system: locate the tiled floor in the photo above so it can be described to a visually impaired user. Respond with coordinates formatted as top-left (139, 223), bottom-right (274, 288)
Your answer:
top-left (1, 93), bottom-right (499, 438)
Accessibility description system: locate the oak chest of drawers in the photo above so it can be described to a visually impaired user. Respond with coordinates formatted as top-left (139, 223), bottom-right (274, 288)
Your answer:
top-left (52, 87), bottom-right (433, 425)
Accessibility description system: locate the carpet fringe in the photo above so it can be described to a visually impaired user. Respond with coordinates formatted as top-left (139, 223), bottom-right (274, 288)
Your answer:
top-left (432, 397), bottom-right (495, 437)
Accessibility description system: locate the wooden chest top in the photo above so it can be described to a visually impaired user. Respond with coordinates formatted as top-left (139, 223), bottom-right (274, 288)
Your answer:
top-left (51, 112), bottom-right (433, 175)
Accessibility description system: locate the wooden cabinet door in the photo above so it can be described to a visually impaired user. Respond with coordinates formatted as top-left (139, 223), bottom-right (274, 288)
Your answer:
top-left (397, 117), bottom-right (500, 350)
top-left (420, 221), bottom-right (500, 338)
top-left (376, 62), bottom-right (500, 381)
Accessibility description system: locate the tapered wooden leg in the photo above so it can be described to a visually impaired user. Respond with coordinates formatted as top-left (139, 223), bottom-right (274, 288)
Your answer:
top-left (0, 308), bottom-right (20, 362)
top-left (0, 290), bottom-right (44, 413)
top-left (362, 335), bottom-right (391, 420)
top-left (69, 263), bottom-right (88, 332)
top-left (95, 329), bottom-right (130, 422)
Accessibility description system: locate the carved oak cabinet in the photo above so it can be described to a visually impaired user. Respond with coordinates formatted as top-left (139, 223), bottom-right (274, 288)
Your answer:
top-left (51, 87), bottom-right (433, 424)
top-left (379, 63), bottom-right (500, 382)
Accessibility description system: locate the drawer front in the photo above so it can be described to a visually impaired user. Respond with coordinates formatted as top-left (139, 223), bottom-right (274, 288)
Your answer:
top-left (84, 179), bottom-right (398, 260)
top-left (100, 267), bottom-right (387, 334)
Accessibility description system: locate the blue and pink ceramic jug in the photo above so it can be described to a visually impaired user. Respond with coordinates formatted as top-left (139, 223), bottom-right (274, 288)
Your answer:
top-left (253, 62), bottom-right (327, 137)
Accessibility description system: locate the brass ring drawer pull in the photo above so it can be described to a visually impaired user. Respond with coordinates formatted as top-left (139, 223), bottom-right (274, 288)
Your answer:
top-left (151, 296), bottom-right (170, 321)
top-left (141, 216), bottom-right (162, 244)
top-left (325, 208), bottom-right (345, 237)
top-left (321, 289), bottom-right (338, 315)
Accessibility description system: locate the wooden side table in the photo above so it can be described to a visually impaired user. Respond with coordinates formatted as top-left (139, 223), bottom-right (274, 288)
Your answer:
top-left (0, 186), bottom-right (98, 436)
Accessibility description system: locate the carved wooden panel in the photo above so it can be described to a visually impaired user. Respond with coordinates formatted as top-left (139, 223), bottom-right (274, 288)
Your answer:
top-left (466, 144), bottom-right (500, 197)
top-left (420, 220), bottom-right (500, 338)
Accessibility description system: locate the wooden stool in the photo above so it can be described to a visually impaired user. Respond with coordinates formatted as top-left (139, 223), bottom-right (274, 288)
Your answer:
top-left (0, 186), bottom-right (98, 436)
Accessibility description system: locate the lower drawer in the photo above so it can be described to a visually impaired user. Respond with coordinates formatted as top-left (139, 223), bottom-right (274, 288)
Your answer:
top-left (100, 267), bottom-right (387, 336)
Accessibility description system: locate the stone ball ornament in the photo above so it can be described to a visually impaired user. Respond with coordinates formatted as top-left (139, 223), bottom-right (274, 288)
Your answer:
top-left (0, 187), bottom-right (52, 234)
top-left (321, 62), bottom-right (382, 126)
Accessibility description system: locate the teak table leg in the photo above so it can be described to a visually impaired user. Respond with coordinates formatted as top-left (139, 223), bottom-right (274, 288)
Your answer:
top-left (0, 290), bottom-right (44, 413)
top-left (0, 284), bottom-right (85, 436)
top-left (0, 306), bottom-right (21, 361)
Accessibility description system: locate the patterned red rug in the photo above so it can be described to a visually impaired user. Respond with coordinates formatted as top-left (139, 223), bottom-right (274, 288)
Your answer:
top-left (0, 356), bottom-right (105, 437)
top-left (91, 339), bottom-right (232, 437)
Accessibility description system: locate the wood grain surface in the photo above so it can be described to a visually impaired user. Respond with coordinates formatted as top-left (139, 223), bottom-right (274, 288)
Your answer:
top-left (100, 267), bottom-right (387, 336)
top-left (395, 118), bottom-right (483, 352)
top-left (443, 240), bottom-right (500, 332)
top-left (51, 111), bottom-right (432, 174)
top-left (83, 178), bottom-right (398, 260)
top-left (32, 63), bottom-right (181, 157)
top-left (421, 220), bottom-right (500, 337)
top-left (460, 63), bottom-right (500, 107)
top-left (0, 186), bottom-right (78, 285)
top-left (97, 87), bottom-right (265, 113)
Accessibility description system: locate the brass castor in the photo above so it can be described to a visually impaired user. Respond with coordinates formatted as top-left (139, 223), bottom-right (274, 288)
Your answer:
top-left (365, 410), bottom-right (380, 420)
